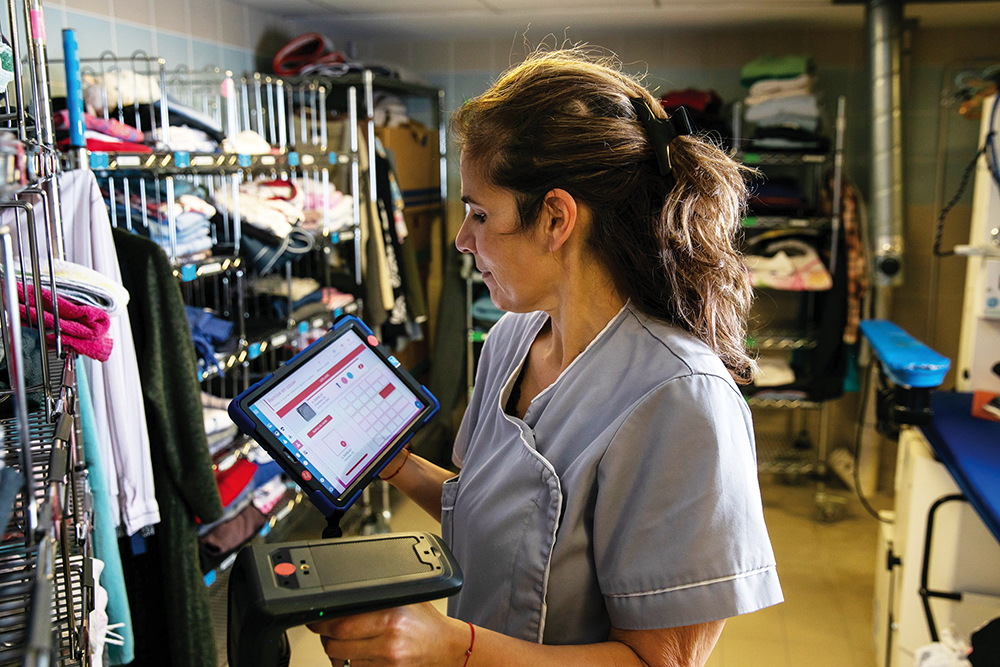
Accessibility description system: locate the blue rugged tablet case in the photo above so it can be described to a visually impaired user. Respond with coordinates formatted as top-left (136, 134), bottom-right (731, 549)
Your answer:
top-left (859, 319), bottom-right (951, 389)
top-left (228, 315), bottom-right (440, 514)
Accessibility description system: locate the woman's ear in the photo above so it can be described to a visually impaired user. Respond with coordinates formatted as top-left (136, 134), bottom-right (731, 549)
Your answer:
top-left (540, 189), bottom-right (579, 253)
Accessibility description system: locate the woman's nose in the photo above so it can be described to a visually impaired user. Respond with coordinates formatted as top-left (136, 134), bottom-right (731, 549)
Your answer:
top-left (455, 216), bottom-right (474, 254)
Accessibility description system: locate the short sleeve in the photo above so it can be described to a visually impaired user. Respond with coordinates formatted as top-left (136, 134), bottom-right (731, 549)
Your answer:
top-left (594, 373), bottom-right (783, 629)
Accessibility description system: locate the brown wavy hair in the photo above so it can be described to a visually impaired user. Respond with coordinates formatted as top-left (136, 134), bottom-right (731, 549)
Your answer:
top-left (452, 47), bottom-right (755, 383)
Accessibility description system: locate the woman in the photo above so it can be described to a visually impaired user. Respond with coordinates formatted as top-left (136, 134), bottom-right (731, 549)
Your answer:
top-left (309, 48), bottom-right (782, 666)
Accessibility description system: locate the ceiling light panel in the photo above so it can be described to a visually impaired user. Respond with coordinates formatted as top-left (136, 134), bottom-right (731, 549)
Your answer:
top-left (486, 0), bottom-right (653, 7)
top-left (310, 0), bottom-right (484, 12)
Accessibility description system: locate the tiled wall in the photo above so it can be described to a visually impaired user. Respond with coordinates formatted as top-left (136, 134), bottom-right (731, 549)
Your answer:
top-left (41, 0), bottom-right (297, 83)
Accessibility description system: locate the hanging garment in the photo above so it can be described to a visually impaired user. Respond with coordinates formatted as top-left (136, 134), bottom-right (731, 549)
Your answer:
top-left (113, 228), bottom-right (224, 667)
top-left (78, 361), bottom-right (135, 665)
top-left (745, 238), bottom-right (833, 291)
top-left (57, 170), bottom-right (161, 535)
top-left (840, 182), bottom-right (867, 344)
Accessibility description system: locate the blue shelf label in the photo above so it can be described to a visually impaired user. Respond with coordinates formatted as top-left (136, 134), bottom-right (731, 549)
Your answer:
top-left (334, 307), bottom-right (343, 317)
top-left (204, 570), bottom-right (216, 587)
top-left (298, 321), bottom-right (308, 334)
top-left (174, 151), bottom-right (190, 168)
top-left (238, 154), bottom-right (252, 167)
top-left (89, 153), bottom-right (109, 170)
top-left (249, 342), bottom-right (261, 360)
top-left (288, 152), bottom-right (300, 167)
top-left (259, 522), bottom-right (271, 537)
top-left (180, 264), bottom-right (197, 281)
top-left (328, 152), bottom-right (338, 164)
top-left (197, 369), bottom-right (204, 382)
top-left (331, 232), bottom-right (340, 243)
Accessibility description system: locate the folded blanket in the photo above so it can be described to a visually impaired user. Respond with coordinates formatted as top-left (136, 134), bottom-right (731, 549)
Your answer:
top-left (17, 282), bottom-right (113, 361)
top-left (54, 109), bottom-right (145, 143)
top-left (14, 259), bottom-right (130, 316)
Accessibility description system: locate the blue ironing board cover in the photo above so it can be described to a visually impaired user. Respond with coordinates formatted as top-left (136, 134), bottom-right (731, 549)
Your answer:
top-left (859, 320), bottom-right (951, 388)
top-left (923, 392), bottom-right (1000, 544)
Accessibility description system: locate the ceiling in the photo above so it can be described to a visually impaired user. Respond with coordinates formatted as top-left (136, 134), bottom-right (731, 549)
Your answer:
top-left (237, 0), bottom-right (1000, 39)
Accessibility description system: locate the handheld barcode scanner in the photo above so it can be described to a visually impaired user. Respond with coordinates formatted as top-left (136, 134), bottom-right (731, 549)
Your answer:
top-left (228, 533), bottom-right (462, 667)
top-left (226, 316), bottom-right (461, 667)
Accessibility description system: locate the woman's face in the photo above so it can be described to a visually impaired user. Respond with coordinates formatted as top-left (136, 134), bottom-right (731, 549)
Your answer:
top-left (455, 155), bottom-right (554, 313)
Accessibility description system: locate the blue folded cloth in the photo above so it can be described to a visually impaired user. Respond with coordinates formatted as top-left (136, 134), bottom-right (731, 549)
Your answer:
top-left (185, 306), bottom-right (235, 370)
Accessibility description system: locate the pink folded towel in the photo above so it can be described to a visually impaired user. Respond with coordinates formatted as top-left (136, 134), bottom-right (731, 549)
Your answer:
top-left (17, 282), bottom-right (114, 361)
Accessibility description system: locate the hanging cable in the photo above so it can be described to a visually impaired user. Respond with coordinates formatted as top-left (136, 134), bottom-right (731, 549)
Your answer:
top-left (854, 359), bottom-right (893, 523)
top-left (933, 91), bottom-right (1000, 257)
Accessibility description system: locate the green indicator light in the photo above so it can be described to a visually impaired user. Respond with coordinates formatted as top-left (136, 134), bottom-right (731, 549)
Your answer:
top-left (319, 611), bottom-right (324, 617)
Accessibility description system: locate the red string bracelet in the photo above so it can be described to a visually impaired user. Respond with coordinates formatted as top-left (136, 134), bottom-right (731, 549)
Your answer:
top-left (381, 447), bottom-right (410, 481)
top-left (461, 622), bottom-right (475, 667)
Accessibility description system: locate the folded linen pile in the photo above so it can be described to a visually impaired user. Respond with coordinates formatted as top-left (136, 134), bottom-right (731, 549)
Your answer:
top-left (15, 259), bottom-right (130, 316)
top-left (741, 56), bottom-right (827, 152)
top-left (17, 282), bottom-right (113, 361)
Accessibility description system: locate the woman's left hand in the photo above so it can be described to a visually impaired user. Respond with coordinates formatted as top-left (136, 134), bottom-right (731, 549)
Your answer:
top-left (307, 601), bottom-right (471, 667)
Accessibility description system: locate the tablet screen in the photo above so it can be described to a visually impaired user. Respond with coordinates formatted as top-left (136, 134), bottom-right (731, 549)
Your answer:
top-left (246, 329), bottom-right (425, 499)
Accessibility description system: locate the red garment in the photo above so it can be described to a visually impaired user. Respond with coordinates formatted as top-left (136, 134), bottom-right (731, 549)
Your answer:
top-left (53, 109), bottom-right (145, 143)
top-left (272, 33), bottom-right (345, 76)
top-left (17, 282), bottom-right (113, 361)
top-left (659, 89), bottom-right (723, 114)
top-left (214, 458), bottom-right (258, 507)
top-left (57, 137), bottom-right (152, 153)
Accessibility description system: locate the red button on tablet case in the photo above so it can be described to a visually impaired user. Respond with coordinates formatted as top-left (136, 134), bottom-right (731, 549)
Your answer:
top-left (274, 562), bottom-right (296, 577)
top-left (301, 471), bottom-right (313, 481)
top-left (367, 335), bottom-right (378, 346)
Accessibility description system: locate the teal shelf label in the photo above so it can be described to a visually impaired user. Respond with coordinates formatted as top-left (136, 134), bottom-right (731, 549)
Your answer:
top-left (298, 321), bottom-right (308, 334)
top-left (89, 152), bottom-right (109, 170)
top-left (180, 264), bottom-right (197, 281)
top-left (330, 233), bottom-right (340, 243)
top-left (249, 342), bottom-right (261, 359)
top-left (328, 152), bottom-right (338, 164)
top-left (259, 522), bottom-right (271, 537)
top-left (238, 154), bottom-right (251, 167)
top-left (204, 570), bottom-right (216, 587)
top-left (174, 151), bottom-right (190, 167)
top-left (334, 307), bottom-right (343, 317)
top-left (288, 152), bottom-right (300, 167)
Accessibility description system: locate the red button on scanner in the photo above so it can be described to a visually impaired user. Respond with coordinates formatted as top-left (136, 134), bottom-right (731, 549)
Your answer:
top-left (367, 335), bottom-right (379, 346)
top-left (274, 562), bottom-right (296, 577)
top-left (301, 471), bottom-right (313, 481)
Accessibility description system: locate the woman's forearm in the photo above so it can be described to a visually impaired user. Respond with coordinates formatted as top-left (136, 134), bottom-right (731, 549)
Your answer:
top-left (380, 452), bottom-right (455, 521)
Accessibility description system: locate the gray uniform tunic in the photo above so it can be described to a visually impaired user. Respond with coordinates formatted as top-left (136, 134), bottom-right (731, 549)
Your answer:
top-left (443, 303), bottom-right (783, 644)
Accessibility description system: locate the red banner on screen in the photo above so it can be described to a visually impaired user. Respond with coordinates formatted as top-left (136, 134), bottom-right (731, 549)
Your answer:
top-left (276, 344), bottom-right (365, 417)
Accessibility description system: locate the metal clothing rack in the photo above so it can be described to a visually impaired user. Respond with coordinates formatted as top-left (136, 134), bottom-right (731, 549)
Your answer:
top-left (0, 0), bottom-right (89, 662)
top-left (736, 96), bottom-right (849, 522)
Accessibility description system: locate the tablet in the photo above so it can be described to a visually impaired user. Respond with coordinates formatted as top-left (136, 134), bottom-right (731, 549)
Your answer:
top-left (228, 316), bottom-right (438, 514)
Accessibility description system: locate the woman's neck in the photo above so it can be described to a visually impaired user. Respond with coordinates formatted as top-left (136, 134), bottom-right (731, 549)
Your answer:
top-left (535, 263), bottom-right (626, 375)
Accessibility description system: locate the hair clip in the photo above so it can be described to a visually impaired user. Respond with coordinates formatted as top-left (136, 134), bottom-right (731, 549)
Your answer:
top-left (630, 98), bottom-right (693, 177)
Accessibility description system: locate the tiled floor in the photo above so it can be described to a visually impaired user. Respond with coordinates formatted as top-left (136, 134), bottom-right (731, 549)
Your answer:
top-left (287, 478), bottom-right (885, 666)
